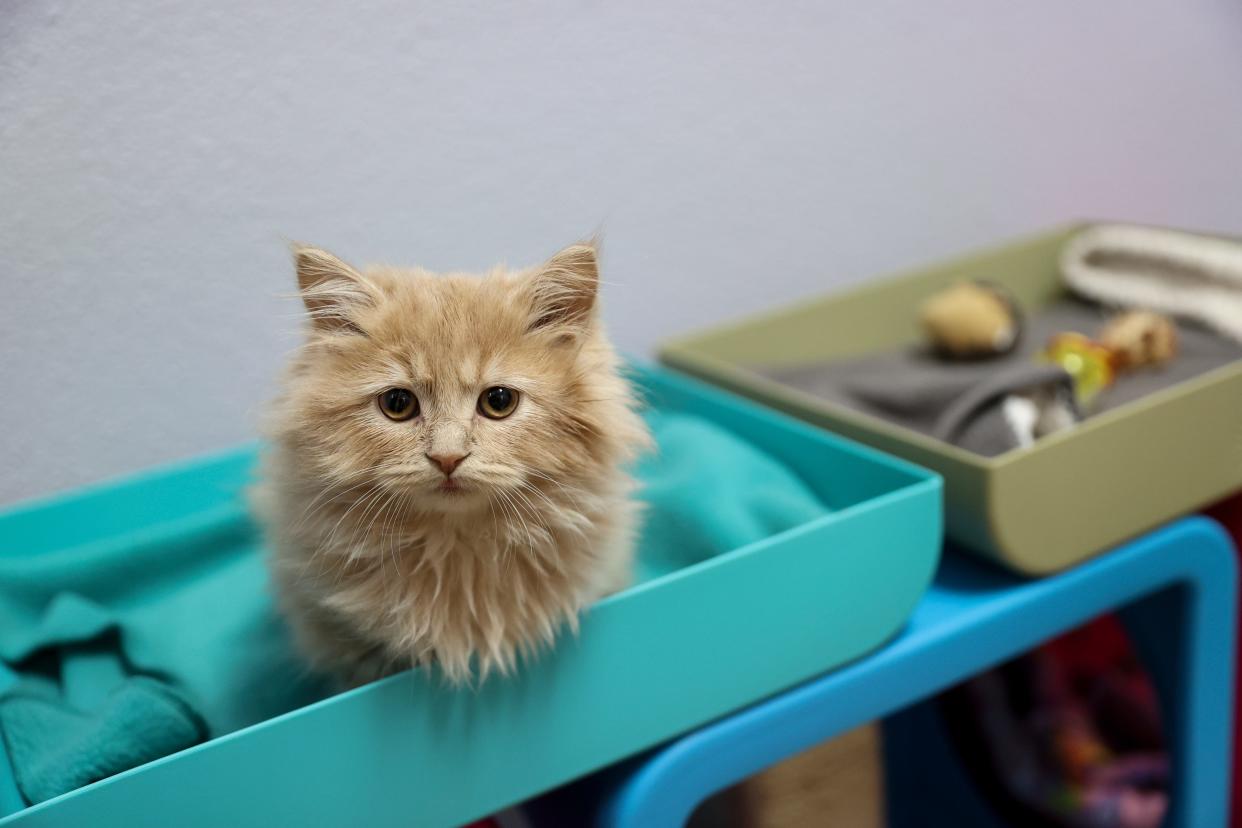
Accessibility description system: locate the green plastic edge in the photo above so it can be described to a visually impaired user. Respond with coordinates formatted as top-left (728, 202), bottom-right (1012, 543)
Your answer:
top-left (658, 225), bottom-right (1242, 575)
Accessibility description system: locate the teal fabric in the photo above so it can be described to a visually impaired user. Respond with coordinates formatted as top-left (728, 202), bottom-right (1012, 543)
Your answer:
top-left (0, 519), bottom-right (326, 806)
top-left (1, 677), bottom-right (205, 805)
top-left (634, 412), bottom-right (828, 582)
top-left (0, 593), bottom-right (208, 803)
top-left (0, 412), bottom-right (827, 805)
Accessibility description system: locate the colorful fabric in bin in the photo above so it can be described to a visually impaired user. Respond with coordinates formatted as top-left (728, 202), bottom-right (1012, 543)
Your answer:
top-left (940, 614), bottom-right (1167, 828)
top-left (0, 412), bottom-right (829, 805)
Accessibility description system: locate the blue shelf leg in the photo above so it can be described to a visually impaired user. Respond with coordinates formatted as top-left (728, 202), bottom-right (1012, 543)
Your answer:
top-left (1119, 576), bottom-right (1237, 828)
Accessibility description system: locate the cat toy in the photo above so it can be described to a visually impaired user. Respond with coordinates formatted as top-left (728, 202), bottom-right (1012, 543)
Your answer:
top-left (919, 280), bottom-right (1022, 359)
top-left (1062, 223), bottom-right (1242, 345)
top-left (1041, 310), bottom-right (1178, 407)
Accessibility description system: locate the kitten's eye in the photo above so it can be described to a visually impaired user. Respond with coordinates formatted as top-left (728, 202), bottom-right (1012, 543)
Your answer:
top-left (478, 386), bottom-right (519, 419)
top-left (378, 388), bottom-right (419, 421)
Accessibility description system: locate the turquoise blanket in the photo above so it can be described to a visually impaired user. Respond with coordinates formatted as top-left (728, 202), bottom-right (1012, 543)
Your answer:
top-left (0, 412), bottom-right (827, 805)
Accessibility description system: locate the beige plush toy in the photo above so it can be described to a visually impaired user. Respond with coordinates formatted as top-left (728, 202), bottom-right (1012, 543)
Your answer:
top-left (920, 281), bottom-right (1021, 359)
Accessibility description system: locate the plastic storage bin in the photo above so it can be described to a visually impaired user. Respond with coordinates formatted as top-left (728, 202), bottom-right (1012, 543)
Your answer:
top-left (0, 363), bottom-right (940, 828)
top-left (660, 226), bottom-right (1242, 574)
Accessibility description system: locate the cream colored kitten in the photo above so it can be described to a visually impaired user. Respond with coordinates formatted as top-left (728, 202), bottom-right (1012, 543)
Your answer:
top-left (256, 243), bottom-right (650, 685)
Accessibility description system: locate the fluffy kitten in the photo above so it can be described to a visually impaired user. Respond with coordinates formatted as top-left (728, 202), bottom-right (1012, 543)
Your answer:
top-left (257, 242), bottom-right (650, 685)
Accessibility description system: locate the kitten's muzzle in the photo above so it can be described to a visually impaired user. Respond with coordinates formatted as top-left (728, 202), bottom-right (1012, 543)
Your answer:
top-left (426, 452), bottom-right (469, 477)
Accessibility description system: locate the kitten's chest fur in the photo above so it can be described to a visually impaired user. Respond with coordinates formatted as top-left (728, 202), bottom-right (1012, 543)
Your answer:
top-left (265, 467), bottom-right (638, 684)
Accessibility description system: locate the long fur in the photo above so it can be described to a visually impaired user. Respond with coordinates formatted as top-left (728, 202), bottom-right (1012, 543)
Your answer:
top-left (255, 243), bottom-right (651, 685)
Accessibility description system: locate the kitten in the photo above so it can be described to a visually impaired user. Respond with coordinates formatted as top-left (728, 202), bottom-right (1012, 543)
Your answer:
top-left (256, 242), bottom-right (651, 685)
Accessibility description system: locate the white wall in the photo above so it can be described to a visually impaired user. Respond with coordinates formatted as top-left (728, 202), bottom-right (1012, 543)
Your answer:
top-left (3, 1), bottom-right (1242, 504)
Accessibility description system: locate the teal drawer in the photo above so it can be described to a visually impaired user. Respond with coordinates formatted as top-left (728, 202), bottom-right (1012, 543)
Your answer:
top-left (0, 363), bottom-right (940, 827)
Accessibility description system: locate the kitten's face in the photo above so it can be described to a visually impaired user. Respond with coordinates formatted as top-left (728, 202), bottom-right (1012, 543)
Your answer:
top-left (280, 244), bottom-right (616, 515)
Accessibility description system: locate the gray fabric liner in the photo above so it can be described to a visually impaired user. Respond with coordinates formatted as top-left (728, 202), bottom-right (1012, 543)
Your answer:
top-left (755, 298), bottom-right (1242, 458)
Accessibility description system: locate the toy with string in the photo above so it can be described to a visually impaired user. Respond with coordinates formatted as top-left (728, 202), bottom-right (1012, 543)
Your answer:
top-left (1041, 311), bottom-right (1178, 407)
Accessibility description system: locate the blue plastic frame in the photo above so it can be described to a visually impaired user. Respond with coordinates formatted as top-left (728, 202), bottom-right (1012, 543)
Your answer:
top-left (594, 517), bottom-right (1237, 828)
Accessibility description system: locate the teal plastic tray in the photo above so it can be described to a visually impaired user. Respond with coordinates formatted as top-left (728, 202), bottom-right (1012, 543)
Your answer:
top-left (0, 364), bottom-right (940, 828)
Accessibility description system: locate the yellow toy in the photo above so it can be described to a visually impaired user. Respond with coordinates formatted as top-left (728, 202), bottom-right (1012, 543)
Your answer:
top-left (1042, 311), bottom-right (1178, 407)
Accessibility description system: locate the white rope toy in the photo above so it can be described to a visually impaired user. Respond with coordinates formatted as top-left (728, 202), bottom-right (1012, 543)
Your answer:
top-left (1061, 223), bottom-right (1242, 343)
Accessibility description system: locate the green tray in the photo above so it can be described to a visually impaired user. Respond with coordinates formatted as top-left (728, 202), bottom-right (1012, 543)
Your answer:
top-left (0, 363), bottom-right (940, 828)
top-left (660, 226), bottom-right (1242, 575)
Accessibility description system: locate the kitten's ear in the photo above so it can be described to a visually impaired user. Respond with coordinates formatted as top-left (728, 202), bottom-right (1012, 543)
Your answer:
top-left (294, 245), bottom-right (376, 335)
top-left (527, 243), bottom-right (599, 334)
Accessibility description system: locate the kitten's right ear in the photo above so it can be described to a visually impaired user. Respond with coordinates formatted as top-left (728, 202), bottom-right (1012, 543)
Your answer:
top-left (526, 243), bottom-right (600, 335)
top-left (294, 245), bottom-right (376, 335)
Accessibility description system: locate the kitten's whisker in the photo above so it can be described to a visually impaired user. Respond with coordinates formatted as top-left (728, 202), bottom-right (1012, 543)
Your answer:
top-left (321, 482), bottom-right (386, 555)
top-left (368, 491), bottom-right (402, 577)
top-left (522, 469), bottom-right (590, 510)
top-left (383, 488), bottom-right (412, 578)
top-left (370, 489), bottom-right (399, 579)
top-left (327, 487), bottom-right (384, 552)
top-left (492, 491), bottom-right (521, 551)
top-left (495, 489), bottom-right (537, 557)
top-left (485, 495), bottom-right (510, 570)
top-left (294, 473), bottom-right (389, 530)
top-left (356, 487), bottom-right (400, 554)
top-left (522, 467), bottom-right (589, 496)
top-left (515, 480), bottom-right (564, 514)
top-left (291, 461), bottom-right (398, 519)
top-left (506, 488), bottom-right (557, 566)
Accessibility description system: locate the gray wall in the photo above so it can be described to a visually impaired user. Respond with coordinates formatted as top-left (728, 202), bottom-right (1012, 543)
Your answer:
top-left (3, 1), bottom-right (1242, 504)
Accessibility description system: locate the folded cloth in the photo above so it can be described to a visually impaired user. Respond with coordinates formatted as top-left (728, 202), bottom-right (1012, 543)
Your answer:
top-left (929, 366), bottom-right (1078, 451)
top-left (1, 675), bottom-right (205, 806)
top-left (757, 297), bottom-right (1242, 457)
top-left (0, 510), bottom-right (327, 805)
top-left (0, 411), bottom-right (828, 805)
top-left (0, 592), bottom-right (208, 804)
top-left (764, 355), bottom-right (1078, 456)
top-left (633, 411), bottom-right (829, 581)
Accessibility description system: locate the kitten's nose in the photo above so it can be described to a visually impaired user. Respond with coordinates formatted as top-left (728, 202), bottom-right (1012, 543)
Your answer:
top-left (426, 452), bottom-right (468, 476)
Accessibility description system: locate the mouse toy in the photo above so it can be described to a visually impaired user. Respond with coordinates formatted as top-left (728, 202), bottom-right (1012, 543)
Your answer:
top-left (920, 280), bottom-right (1023, 359)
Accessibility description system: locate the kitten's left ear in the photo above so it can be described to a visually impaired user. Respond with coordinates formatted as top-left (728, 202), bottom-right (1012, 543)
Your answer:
top-left (527, 243), bottom-right (599, 334)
